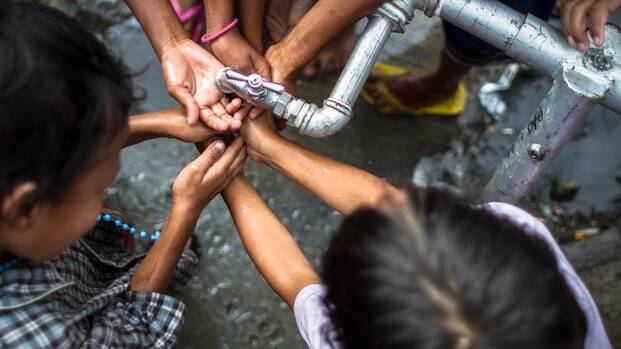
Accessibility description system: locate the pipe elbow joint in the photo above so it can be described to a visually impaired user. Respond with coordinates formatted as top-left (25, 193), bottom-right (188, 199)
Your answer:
top-left (286, 99), bottom-right (352, 137)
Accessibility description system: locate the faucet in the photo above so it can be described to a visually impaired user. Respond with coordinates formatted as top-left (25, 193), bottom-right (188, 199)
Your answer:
top-left (215, 0), bottom-right (416, 137)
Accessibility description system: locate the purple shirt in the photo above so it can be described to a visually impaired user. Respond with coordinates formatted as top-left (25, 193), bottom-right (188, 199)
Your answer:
top-left (294, 202), bottom-right (611, 349)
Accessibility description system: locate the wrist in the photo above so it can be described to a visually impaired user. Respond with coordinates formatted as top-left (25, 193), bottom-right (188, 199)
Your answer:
top-left (251, 132), bottom-right (285, 165)
top-left (170, 201), bottom-right (203, 222)
top-left (208, 27), bottom-right (240, 53)
top-left (156, 30), bottom-right (191, 59)
top-left (130, 113), bottom-right (168, 137)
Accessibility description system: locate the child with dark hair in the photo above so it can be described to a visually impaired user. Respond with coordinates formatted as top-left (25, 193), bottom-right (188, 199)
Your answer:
top-left (0, 2), bottom-right (245, 348)
top-left (220, 113), bottom-right (612, 349)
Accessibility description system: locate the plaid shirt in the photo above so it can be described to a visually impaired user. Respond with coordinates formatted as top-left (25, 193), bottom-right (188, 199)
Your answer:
top-left (0, 221), bottom-right (198, 349)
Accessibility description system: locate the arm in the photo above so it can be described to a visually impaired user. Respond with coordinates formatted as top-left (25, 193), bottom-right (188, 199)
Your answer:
top-left (130, 138), bottom-right (246, 292)
top-left (241, 115), bottom-right (398, 215)
top-left (204, 0), bottom-right (272, 78)
top-left (222, 175), bottom-right (320, 308)
top-left (125, 108), bottom-right (220, 147)
top-left (123, 0), bottom-right (187, 58)
top-left (123, 0), bottom-right (240, 128)
top-left (236, 0), bottom-right (267, 51)
top-left (266, 0), bottom-right (386, 83)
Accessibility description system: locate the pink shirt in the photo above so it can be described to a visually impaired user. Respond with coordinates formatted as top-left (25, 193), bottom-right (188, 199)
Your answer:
top-left (294, 202), bottom-right (611, 349)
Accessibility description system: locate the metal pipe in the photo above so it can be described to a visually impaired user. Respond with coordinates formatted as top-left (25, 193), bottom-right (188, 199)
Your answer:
top-left (481, 62), bottom-right (611, 202)
top-left (215, 0), bottom-right (415, 137)
top-left (412, 0), bottom-right (621, 114)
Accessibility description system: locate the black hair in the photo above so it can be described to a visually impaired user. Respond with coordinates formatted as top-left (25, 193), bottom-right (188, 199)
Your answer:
top-left (0, 1), bottom-right (136, 218)
top-left (322, 186), bottom-right (587, 349)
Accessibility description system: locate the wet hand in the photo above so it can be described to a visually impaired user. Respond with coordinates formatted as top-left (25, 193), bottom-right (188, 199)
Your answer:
top-left (161, 38), bottom-right (234, 127)
top-left (265, 44), bottom-right (297, 94)
top-left (172, 137), bottom-right (247, 214)
top-left (240, 112), bottom-right (280, 162)
top-left (211, 30), bottom-right (272, 121)
top-left (559, 0), bottom-right (621, 51)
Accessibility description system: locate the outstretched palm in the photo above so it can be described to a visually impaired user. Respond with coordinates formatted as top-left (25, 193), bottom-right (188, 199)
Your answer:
top-left (161, 39), bottom-right (241, 131)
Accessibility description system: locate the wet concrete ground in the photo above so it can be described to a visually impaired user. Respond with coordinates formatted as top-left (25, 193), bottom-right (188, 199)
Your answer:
top-left (43, 2), bottom-right (621, 347)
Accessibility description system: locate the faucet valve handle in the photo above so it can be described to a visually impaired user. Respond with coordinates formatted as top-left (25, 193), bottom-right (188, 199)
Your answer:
top-left (220, 69), bottom-right (285, 100)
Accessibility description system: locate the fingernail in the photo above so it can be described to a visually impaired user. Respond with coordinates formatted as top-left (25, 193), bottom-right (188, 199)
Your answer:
top-left (581, 42), bottom-right (589, 52)
top-left (567, 36), bottom-right (575, 48)
top-left (594, 35), bottom-right (603, 47)
top-left (214, 142), bottom-right (225, 152)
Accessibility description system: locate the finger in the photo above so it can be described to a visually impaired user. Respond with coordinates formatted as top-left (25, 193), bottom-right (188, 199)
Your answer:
top-left (204, 137), bottom-right (245, 181)
top-left (226, 98), bottom-right (243, 115)
top-left (230, 155), bottom-right (246, 178)
top-left (249, 107), bottom-right (264, 120)
top-left (589, 2), bottom-right (612, 47)
top-left (253, 55), bottom-right (273, 80)
top-left (304, 61), bottom-right (318, 78)
top-left (212, 103), bottom-right (241, 130)
top-left (199, 108), bottom-right (229, 132)
top-left (228, 147), bottom-right (247, 176)
top-left (561, 0), bottom-right (579, 43)
top-left (569, 0), bottom-right (593, 50)
top-left (234, 104), bottom-right (252, 120)
top-left (169, 85), bottom-right (200, 125)
top-left (191, 140), bottom-right (226, 177)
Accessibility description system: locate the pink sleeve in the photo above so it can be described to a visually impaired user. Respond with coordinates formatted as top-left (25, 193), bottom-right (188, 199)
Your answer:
top-left (294, 284), bottom-right (339, 349)
top-left (484, 202), bottom-right (611, 349)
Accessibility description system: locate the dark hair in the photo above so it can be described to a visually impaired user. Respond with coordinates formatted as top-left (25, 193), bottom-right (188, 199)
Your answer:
top-left (0, 2), bottom-right (136, 218)
top-left (322, 187), bottom-right (587, 349)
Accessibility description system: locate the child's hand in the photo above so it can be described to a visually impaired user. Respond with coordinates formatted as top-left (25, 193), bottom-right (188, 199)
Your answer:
top-left (240, 112), bottom-right (280, 162)
top-left (559, 0), bottom-right (621, 51)
top-left (172, 137), bottom-right (246, 214)
top-left (160, 39), bottom-right (228, 125)
top-left (265, 44), bottom-right (298, 94)
top-left (211, 30), bottom-right (272, 79)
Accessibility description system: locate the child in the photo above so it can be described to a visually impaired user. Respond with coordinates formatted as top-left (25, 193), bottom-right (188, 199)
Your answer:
top-left (0, 3), bottom-right (245, 348)
top-left (221, 113), bottom-right (612, 349)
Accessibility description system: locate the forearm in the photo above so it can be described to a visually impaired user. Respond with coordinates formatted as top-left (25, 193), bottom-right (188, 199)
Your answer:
top-left (130, 206), bottom-right (199, 292)
top-left (124, 0), bottom-right (189, 58)
top-left (236, 0), bottom-right (266, 51)
top-left (259, 135), bottom-right (398, 215)
top-left (204, 0), bottom-right (235, 34)
top-left (223, 176), bottom-right (319, 308)
top-left (269, 0), bottom-right (386, 78)
top-left (126, 108), bottom-right (218, 147)
top-left (126, 113), bottom-right (166, 147)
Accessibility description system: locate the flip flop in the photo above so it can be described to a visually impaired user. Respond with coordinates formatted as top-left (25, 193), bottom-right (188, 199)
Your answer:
top-left (170, 0), bottom-right (205, 43)
top-left (361, 62), bottom-right (468, 117)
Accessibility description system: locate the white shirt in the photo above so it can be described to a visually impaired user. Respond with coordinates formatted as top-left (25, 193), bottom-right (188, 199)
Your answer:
top-left (293, 202), bottom-right (612, 349)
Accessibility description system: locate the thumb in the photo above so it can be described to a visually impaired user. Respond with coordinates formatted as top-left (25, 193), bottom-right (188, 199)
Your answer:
top-left (253, 54), bottom-right (273, 80)
top-left (169, 85), bottom-right (200, 125)
top-left (191, 140), bottom-right (226, 177)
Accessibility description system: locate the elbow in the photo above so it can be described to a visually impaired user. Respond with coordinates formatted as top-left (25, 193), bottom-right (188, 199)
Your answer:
top-left (289, 98), bottom-right (352, 138)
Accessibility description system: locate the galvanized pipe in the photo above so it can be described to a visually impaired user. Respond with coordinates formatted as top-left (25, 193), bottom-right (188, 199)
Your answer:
top-left (327, 14), bottom-right (394, 113)
top-left (481, 63), bottom-right (611, 202)
top-left (289, 13), bottom-right (397, 137)
top-left (412, 0), bottom-right (621, 114)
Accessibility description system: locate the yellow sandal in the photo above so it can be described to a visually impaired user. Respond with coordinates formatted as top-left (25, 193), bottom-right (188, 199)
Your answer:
top-left (361, 62), bottom-right (468, 116)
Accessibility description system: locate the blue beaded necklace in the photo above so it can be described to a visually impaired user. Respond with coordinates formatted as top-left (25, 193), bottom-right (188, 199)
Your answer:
top-left (0, 213), bottom-right (160, 274)
top-left (98, 213), bottom-right (161, 241)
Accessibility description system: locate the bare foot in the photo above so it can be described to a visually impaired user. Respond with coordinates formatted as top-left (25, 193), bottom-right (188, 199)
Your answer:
top-left (365, 73), bottom-right (460, 113)
top-left (303, 26), bottom-right (355, 78)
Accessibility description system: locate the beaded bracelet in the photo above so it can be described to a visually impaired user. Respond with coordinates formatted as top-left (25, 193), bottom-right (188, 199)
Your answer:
top-left (201, 18), bottom-right (239, 44)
